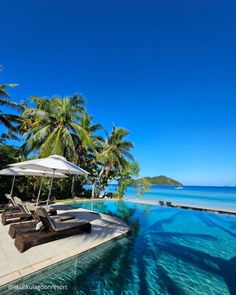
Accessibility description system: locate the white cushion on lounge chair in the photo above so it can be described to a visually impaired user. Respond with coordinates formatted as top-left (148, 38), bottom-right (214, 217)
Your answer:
top-left (51, 218), bottom-right (89, 231)
top-left (36, 221), bottom-right (44, 230)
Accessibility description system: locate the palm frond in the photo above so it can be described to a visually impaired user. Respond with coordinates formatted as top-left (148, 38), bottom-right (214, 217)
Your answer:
top-left (62, 128), bottom-right (77, 160)
top-left (0, 84), bottom-right (18, 98)
top-left (40, 129), bottom-right (59, 157)
top-left (70, 122), bottom-right (92, 149)
top-left (0, 114), bottom-right (17, 130)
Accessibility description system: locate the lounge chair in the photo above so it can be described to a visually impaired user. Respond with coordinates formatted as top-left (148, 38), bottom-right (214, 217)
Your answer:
top-left (8, 203), bottom-right (40, 238)
top-left (106, 193), bottom-right (113, 199)
top-left (166, 201), bottom-right (172, 206)
top-left (1, 197), bottom-right (33, 225)
top-left (0, 194), bottom-right (22, 213)
top-left (98, 193), bottom-right (105, 199)
top-left (9, 204), bottom-right (76, 239)
top-left (0, 205), bottom-right (6, 212)
top-left (159, 200), bottom-right (165, 206)
top-left (14, 207), bottom-right (91, 253)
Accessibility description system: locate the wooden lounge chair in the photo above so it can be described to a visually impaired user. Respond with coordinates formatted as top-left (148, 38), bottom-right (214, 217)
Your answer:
top-left (1, 197), bottom-right (33, 225)
top-left (9, 204), bottom-right (76, 239)
top-left (14, 207), bottom-right (91, 253)
top-left (0, 205), bottom-right (6, 212)
top-left (8, 203), bottom-right (40, 238)
top-left (0, 194), bottom-right (22, 213)
top-left (9, 219), bottom-right (40, 238)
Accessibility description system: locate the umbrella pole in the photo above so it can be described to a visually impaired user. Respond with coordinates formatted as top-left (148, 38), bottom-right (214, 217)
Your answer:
top-left (36, 178), bottom-right (43, 206)
top-left (71, 175), bottom-right (75, 198)
top-left (46, 170), bottom-right (55, 210)
top-left (10, 175), bottom-right (16, 196)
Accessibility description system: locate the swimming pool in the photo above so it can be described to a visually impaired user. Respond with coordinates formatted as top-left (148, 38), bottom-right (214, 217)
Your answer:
top-left (4, 200), bottom-right (236, 294)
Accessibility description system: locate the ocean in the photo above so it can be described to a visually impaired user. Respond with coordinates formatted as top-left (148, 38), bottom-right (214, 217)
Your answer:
top-left (104, 185), bottom-right (236, 210)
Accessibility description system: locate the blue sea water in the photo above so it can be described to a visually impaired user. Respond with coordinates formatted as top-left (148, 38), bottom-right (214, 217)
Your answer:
top-left (106, 185), bottom-right (236, 210)
top-left (5, 200), bottom-right (236, 295)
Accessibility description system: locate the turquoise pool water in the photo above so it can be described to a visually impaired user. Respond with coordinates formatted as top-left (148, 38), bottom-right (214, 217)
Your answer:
top-left (5, 200), bottom-right (236, 295)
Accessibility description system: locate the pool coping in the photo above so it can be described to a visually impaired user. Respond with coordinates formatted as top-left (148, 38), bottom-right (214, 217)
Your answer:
top-left (68, 197), bottom-right (236, 216)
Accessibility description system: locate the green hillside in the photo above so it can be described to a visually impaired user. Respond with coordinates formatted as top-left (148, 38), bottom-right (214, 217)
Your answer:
top-left (137, 175), bottom-right (182, 186)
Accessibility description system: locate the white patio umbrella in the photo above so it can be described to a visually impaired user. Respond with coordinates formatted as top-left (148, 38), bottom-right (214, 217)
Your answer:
top-left (10, 155), bottom-right (89, 209)
top-left (0, 167), bottom-right (66, 205)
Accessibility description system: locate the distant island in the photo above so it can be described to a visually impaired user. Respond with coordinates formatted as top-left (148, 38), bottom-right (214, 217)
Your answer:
top-left (137, 175), bottom-right (183, 186)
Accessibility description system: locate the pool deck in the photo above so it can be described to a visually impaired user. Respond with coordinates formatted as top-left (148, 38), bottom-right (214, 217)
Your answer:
top-left (0, 204), bottom-right (129, 288)
top-left (123, 197), bottom-right (236, 215)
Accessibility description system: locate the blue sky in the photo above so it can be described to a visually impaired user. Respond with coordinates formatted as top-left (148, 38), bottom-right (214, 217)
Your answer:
top-left (0, 0), bottom-right (236, 185)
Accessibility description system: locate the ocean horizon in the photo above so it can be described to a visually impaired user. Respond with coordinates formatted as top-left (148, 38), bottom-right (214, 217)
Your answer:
top-left (101, 184), bottom-right (236, 210)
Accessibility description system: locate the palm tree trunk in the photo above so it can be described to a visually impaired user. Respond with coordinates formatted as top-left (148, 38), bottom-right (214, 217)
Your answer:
top-left (92, 166), bottom-right (105, 198)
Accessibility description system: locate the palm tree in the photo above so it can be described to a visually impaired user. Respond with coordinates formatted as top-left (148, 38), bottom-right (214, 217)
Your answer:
top-left (92, 126), bottom-right (134, 198)
top-left (21, 95), bottom-right (93, 161)
top-left (78, 110), bottom-right (103, 141)
top-left (74, 110), bottom-right (104, 165)
top-left (0, 82), bottom-right (21, 142)
top-left (69, 110), bottom-right (104, 197)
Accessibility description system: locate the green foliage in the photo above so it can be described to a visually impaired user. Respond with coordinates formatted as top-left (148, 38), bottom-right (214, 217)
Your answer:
top-left (0, 144), bottom-right (30, 202)
top-left (137, 175), bottom-right (182, 186)
top-left (135, 179), bottom-right (152, 197)
top-left (114, 162), bottom-right (140, 198)
top-left (0, 144), bottom-right (21, 168)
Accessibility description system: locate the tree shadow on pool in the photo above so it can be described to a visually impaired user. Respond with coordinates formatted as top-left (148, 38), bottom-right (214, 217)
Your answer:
top-left (202, 213), bottom-right (236, 232)
top-left (149, 239), bottom-right (236, 294)
top-left (79, 208), bottom-right (236, 294)
top-left (138, 211), bottom-right (236, 294)
top-left (106, 202), bottom-right (141, 235)
top-left (197, 214), bottom-right (236, 238)
top-left (72, 237), bottom-right (138, 294)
